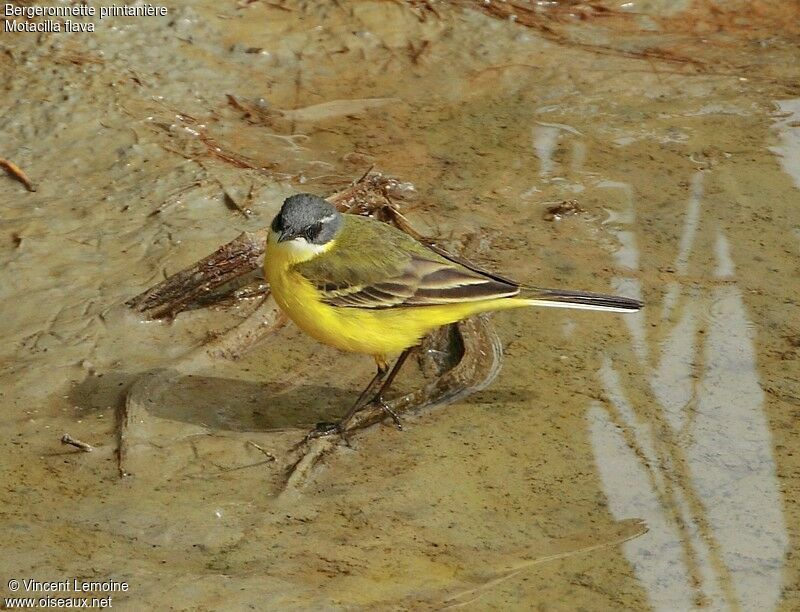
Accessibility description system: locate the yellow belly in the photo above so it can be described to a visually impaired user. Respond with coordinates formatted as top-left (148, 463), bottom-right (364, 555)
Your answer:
top-left (265, 247), bottom-right (526, 359)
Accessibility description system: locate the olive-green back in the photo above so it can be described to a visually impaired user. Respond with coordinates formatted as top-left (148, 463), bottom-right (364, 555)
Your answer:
top-left (292, 215), bottom-right (519, 309)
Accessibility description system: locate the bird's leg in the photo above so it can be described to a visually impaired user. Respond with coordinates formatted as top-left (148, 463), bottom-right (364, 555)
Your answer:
top-left (306, 360), bottom-right (390, 439)
top-left (340, 357), bottom-right (390, 423)
top-left (367, 348), bottom-right (412, 430)
top-left (306, 350), bottom-right (412, 439)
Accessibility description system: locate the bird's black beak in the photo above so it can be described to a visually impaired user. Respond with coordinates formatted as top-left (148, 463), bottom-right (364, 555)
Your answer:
top-left (277, 230), bottom-right (292, 243)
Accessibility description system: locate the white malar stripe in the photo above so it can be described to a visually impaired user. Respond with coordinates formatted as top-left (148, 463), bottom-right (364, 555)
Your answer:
top-left (278, 236), bottom-right (331, 262)
top-left (525, 299), bottom-right (638, 313)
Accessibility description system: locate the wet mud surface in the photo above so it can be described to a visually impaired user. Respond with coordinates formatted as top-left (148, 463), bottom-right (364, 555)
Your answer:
top-left (1, 1), bottom-right (799, 609)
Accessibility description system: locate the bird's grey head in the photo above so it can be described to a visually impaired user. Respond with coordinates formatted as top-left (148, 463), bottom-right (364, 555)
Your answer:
top-left (271, 193), bottom-right (343, 245)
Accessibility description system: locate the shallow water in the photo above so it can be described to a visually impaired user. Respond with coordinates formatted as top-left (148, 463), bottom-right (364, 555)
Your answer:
top-left (1, 1), bottom-right (799, 609)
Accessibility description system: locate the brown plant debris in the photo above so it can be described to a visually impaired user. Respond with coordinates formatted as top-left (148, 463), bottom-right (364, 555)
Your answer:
top-left (426, 0), bottom-right (800, 85)
top-left (0, 157), bottom-right (36, 191)
top-left (543, 199), bottom-right (584, 222)
top-left (61, 433), bottom-right (94, 452)
top-left (126, 229), bottom-right (269, 320)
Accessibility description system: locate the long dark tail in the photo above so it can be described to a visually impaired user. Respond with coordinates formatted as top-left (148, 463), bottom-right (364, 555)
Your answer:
top-left (522, 287), bottom-right (643, 313)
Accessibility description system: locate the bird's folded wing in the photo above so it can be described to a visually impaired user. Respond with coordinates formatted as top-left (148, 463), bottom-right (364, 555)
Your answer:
top-left (294, 247), bottom-right (520, 310)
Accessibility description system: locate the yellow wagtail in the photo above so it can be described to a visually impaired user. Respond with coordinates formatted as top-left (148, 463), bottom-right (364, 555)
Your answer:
top-left (265, 193), bottom-right (642, 433)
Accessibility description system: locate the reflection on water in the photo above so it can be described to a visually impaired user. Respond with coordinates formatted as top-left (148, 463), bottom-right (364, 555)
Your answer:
top-left (533, 124), bottom-right (560, 179)
top-left (589, 169), bottom-right (789, 609)
top-left (532, 121), bottom-right (588, 189)
top-left (771, 99), bottom-right (800, 190)
top-left (600, 179), bottom-right (647, 362)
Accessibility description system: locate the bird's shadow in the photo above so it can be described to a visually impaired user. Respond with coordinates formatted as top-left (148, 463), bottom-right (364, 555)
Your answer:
top-left (70, 369), bottom-right (533, 433)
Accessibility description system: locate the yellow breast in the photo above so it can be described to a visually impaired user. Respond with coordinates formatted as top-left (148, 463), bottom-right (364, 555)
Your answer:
top-left (264, 238), bottom-right (418, 356)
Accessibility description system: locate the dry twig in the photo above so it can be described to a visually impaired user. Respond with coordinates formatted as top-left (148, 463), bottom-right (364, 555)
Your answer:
top-left (0, 158), bottom-right (35, 191)
top-left (61, 433), bottom-right (94, 452)
top-left (126, 230), bottom-right (268, 319)
top-left (247, 440), bottom-right (277, 462)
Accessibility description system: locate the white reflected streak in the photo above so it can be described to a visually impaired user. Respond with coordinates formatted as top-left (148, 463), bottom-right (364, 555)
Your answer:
top-left (611, 230), bottom-right (639, 271)
top-left (589, 200), bottom-right (788, 609)
top-left (673, 487), bottom-right (726, 608)
top-left (714, 230), bottom-right (735, 278)
top-left (688, 285), bottom-right (788, 612)
top-left (612, 276), bottom-right (647, 363)
top-left (650, 302), bottom-right (696, 432)
top-left (561, 318), bottom-right (576, 339)
top-left (598, 180), bottom-right (646, 360)
top-left (674, 171), bottom-right (704, 276)
top-left (598, 180), bottom-right (635, 223)
top-left (769, 99), bottom-right (800, 189)
top-left (532, 125), bottom-right (560, 178)
top-left (599, 181), bottom-right (638, 270)
top-left (599, 357), bottom-right (660, 477)
top-left (535, 120), bottom-right (583, 136)
top-left (571, 140), bottom-right (587, 173)
top-left (588, 403), bottom-right (694, 611)
top-left (659, 281), bottom-right (681, 321)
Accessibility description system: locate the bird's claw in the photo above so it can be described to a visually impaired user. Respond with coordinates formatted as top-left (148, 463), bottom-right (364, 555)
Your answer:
top-left (297, 421), bottom-right (355, 449)
top-left (375, 397), bottom-right (403, 430)
top-left (299, 400), bottom-right (402, 449)
top-left (305, 421), bottom-right (341, 440)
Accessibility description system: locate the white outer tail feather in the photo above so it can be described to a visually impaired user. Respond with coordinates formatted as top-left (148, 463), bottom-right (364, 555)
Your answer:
top-left (524, 298), bottom-right (640, 313)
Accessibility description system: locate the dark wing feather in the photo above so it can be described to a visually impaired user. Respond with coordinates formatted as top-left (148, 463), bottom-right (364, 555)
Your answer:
top-left (422, 240), bottom-right (520, 287)
top-left (292, 216), bottom-right (520, 310)
top-left (321, 253), bottom-right (519, 309)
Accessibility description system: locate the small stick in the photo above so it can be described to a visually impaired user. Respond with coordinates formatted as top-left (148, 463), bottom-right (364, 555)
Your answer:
top-left (220, 184), bottom-right (253, 218)
top-left (61, 433), bottom-right (94, 452)
top-left (354, 164), bottom-right (375, 185)
top-left (0, 158), bottom-right (36, 191)
top-left (126, 229), bottom-right (268, 319)
top-left (247, 440), bottom-right (276, 461)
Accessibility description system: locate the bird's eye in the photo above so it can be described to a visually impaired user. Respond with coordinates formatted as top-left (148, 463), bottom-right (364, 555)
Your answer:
top-left (271, 214), bottom-right (283, 233)
top-left (304, 222), bottom-right (322, 242)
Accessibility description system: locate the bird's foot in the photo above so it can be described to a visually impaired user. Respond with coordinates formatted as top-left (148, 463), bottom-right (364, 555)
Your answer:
top-left (374, 396), bottom-right (403, 430)
top-left (298, 399), bottom-right (402, 449)
top-left (297, 421), bottom-right (354, 449)
top-left (305, 421), bottom-right (341, 440)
